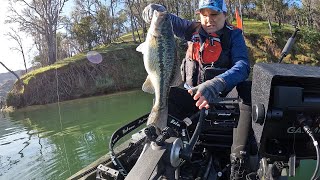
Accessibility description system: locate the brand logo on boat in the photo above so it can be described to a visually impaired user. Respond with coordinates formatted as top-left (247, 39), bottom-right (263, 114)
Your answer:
top-left (287, 127), bottom-right (320, 134)
top-left (122, 125), bottom-right (136, 134)
top-left (170, 119), bottom-right (181, 127)
top-left (113, 135), bottom-right (120, 144)
top-left (138, 118), bottom-right (146, 124)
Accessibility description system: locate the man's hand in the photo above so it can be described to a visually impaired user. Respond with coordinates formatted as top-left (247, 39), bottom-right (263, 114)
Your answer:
top-left (188, 78), bottom-right (226, 109)
top-left (142, 4), bottom-right (166, 24)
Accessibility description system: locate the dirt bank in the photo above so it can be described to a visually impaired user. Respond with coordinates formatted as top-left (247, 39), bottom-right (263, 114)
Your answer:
top-left (7, 45), bottom-right (146, 108)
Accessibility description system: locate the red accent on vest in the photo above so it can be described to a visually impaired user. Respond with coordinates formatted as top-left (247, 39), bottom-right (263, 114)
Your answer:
top-left (187, 32), bottom-right (222, 64)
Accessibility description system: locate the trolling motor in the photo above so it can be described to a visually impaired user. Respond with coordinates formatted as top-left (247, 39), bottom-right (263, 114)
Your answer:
top-left (252, 24), bottom-right (320, 179)
top-left (278, 23), bottom-right (300, 63)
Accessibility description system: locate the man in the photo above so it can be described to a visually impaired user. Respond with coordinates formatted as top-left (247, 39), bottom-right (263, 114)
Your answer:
top-left (143, 0), bottom-right (252, 179)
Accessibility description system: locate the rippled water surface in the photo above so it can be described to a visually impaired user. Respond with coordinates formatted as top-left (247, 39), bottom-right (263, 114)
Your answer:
top-left (0, 90), bottom-right (152, 180)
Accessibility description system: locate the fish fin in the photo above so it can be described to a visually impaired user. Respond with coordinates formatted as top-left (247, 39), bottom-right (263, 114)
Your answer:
top-left (142, 76), bottom-right (155, 94)
top-left (170, 62), bottom-right (183, 87)
top-left (147, 106), bottom-right (168, 131)
top-left (136, 42), bottom-right (146, 54)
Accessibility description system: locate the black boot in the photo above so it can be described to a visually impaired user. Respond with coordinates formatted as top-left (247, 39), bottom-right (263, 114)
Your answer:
top-left (230, 153), bottom-right (247, 180)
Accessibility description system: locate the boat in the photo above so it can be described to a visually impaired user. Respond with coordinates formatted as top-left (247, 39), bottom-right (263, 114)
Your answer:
top-left (68, 99), bottom-right (250, 180)
top-left (69, 61), bottom-right (320, 180)
top-left (69, 26), bottom-right (320, 180)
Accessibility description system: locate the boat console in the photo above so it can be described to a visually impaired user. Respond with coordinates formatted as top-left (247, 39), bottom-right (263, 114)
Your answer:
top-left (252, 63), bottom-right (320, 178)
top-left (95, 63), bottom-right (320, 180)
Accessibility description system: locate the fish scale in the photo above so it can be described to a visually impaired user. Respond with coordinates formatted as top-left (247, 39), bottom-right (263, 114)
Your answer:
top-left (136, 10), bottom-right (182, 130)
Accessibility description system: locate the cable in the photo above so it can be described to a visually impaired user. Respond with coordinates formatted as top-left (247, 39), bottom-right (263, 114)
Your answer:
top-left (302, 125), bottom-right (320, 180)
top-left (297, 114), bottom-right (320, 180)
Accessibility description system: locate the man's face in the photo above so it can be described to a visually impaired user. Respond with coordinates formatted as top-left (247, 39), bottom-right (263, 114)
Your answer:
top-left (199, 8), bottom-right (226, 34)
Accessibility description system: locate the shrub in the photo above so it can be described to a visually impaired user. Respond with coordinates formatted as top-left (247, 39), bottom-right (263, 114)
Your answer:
top-left (301, 29), bottom-right (320, 47)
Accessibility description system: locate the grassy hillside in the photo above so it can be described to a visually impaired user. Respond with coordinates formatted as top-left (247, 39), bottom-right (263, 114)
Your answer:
top-left (243, 18), bottom-right (319, 65)
top-left (6, 19), bottom-right (320, 108)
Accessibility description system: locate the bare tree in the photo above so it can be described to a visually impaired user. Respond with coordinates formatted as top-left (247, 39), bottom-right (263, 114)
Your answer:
top-left (302, 0), bottom-right (319, 29)
top-left (6, 0), bottom-right (68, 65)
top-left (126, 0), bottom-right (137, 42)
top-left (5, 28), bottom-right (28, 73)
top-left (74, 0), bottom-right (97, 16)
top-left (262, 0), bottom-right (273, 37)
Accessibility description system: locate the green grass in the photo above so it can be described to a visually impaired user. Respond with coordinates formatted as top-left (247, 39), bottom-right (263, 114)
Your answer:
top-left (93, 41), bottom-right (140, 52)
top-left (56, 53), bottom-right (86, 64)
top-left (21, 64), bottom-right (65, 85)
top-left (118, 29), bottom-right (145, 42)
top-left (235, 18), bottom-right (295, 36)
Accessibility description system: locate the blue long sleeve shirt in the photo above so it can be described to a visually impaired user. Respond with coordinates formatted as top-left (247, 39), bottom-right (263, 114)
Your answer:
top-left (169, 14), bottom-right (250, 91)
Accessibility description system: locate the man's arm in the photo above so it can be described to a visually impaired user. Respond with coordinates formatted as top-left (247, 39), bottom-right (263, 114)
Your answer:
top-left (217, 29), bottom-right (250, 91)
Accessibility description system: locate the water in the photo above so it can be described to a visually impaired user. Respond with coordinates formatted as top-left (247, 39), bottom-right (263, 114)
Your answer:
top-left (0, 90), bottom-right (316, 179)
top-left (0, 90), bottom-right (153, 180)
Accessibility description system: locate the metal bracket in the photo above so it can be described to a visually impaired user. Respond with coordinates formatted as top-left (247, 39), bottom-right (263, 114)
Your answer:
top-left (96, 164), bottom-right (120, 180)
top-left (288, 155), bottom-right (296, 177)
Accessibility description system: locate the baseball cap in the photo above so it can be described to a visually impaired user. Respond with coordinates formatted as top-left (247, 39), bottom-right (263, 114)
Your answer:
top-left (198, 0), bottom-right (227, 13)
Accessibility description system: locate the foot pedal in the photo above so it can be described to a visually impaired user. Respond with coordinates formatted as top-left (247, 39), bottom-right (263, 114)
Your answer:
top-left (96, 164), bottom-right (119, 180)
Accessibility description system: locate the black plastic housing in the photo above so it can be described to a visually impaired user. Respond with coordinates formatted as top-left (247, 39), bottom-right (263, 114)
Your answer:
top-left (251, 63), bottom-right (320, 162)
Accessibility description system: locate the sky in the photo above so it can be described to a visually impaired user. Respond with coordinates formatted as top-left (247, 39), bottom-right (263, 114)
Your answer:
top-left (0, 0), bottom-right (34, 73)
top-left (0, 0), bottom-right (74, 74)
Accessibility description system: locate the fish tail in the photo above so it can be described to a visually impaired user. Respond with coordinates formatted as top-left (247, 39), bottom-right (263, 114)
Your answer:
top-left (147, 106), bottom-right (168, 131)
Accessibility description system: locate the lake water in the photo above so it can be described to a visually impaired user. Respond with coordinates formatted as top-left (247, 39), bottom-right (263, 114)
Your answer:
top-left (0, 90), bottom-right (315, 179)
top-left (0, 90), bottom-right (153, 180)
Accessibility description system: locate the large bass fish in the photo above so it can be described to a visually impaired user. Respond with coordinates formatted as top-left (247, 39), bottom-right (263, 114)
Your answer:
top-left (136, 10), bottom-right (181, 130)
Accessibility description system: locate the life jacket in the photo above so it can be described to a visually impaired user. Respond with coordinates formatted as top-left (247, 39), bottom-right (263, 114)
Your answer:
top-left (181, 22), bottom-right (234, 87)
top-left (188, 32), bottom-right (222, 64)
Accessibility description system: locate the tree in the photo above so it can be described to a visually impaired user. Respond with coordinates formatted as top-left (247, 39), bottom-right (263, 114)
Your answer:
top-left (6, 0), bottom-right (68, 65)
top-left (72, 16), bottom-right (98, 51)
top-left (96, 5), bottom-right (114, 44)
top-left (125, 0), bottom-right (138, 42)
top-left (5, 28), bottom-right (28, 73)
top-left (301, 0), bottom-right (320, 29)
top-left (56, 32), bottom-right (72, 60)
top-left (114, 9), bottom-right (129, 41)
top-left (315, 0), bottom-right (320, 30)
top-left (255, 0), bottom-right (273, 37)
